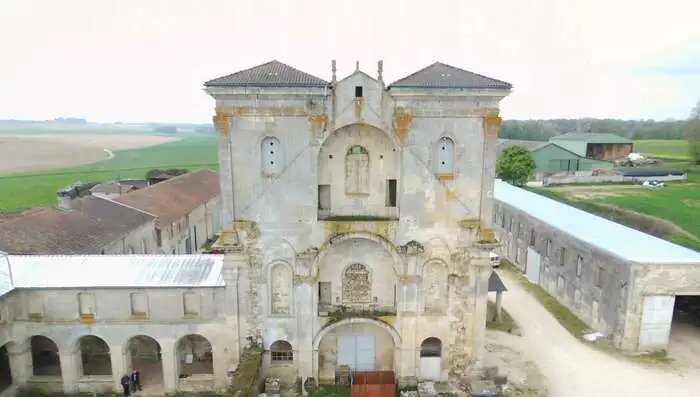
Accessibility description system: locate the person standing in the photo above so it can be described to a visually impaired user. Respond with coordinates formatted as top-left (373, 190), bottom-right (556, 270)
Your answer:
top-left (120, 374), bottom-right (131, 397)
top-left (131, 370), bottom-right (142, 391)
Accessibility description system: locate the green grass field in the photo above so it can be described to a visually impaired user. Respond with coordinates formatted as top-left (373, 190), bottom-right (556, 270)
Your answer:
top-left (0, 136), bottom-right (218, 212)
top-left (545, 164), bottom-right (700, 252)
top-left (634, 139), bottom-right (690, 160)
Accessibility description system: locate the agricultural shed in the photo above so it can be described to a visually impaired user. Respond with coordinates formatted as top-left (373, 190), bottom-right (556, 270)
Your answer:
top-left (549, 132), bottom-right (633, 161)
top-left (492, 179), bottom-right (700, 353)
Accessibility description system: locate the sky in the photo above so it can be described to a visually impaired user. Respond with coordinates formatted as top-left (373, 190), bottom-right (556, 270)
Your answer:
top-left (1, 0), bottom-right (699, 123)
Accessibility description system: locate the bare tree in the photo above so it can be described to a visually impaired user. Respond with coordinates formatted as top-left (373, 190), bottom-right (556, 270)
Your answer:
top-left (686, 100), bottom-right (700, 165)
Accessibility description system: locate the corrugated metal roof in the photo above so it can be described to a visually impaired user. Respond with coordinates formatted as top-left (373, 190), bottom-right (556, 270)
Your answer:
top-left (550, 132), bottom-right (633, 144)
top-left (0, 252), bottom-right (13, 296)
top-left (494, 180), bottom-right (700, 264)
top-left (2, 255), bottom-right (225, 294)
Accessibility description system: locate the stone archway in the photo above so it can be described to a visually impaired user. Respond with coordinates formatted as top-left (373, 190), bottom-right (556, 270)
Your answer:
top-left (315, 234), bottom-right (402, 312)
top-left (78, 335), bottom-right (112, 376)
top-left (314, 232), bottom-right (404, 277)
top-left (125, 335), bottom-right (163, 388)
top-left (30, 335), bottom-right (61, 377)
top-left (313, 318), bottom-right (401, 383)
top-left (418, 337), bottom-right (443, 381)
top-left (175, 334), bottom-right (213, 377)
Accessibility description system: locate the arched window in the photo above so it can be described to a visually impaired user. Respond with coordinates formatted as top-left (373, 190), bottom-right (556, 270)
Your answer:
top-left (262, 137), bottom-right (284, 176)
top-left (345, 146), bottom-right (369, 195)
top-left (420, 337), bottom-right (442, 358)
top-left (434, 137), bottom-right (455, 176)
top-left (270, 340), bottom-right (293, 362)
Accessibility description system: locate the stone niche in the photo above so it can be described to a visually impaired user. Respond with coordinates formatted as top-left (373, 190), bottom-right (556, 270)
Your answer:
top-left (342, 263), bottom-right (372, 304)
top-left (270, 263), bottom-right (292, 315)
top-left (422, 261), bottom-right (448, 314)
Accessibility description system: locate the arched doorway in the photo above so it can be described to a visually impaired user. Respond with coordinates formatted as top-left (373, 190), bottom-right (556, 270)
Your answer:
top-left (30, 336), bottom-right (61, 376)
top-left (314, 318), bottom-right (400, 384)
top-left (78, 335), bottom-right (112, 376)
top-left (0, 344), bottom-right (13, 392)
top-left (176, 334), bottom-right (213, 378)
top-left (126, 335), bottom-right (163, 388)
top-left (419, 337), bottom-right (442, 381)
top-left (268, 340), bottom-right (295, 387)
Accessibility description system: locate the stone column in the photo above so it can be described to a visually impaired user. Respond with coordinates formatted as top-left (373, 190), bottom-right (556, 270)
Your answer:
top-left (213, 110), bottom-right (234, 228)
top-left (7, 341), bottom-right (32, 387)
top-left (160, 344), bottom-right (178, 392)
top-left (470, 248), bottom-right (494, 370)
top-left (59, 349), bottom-right (80, 393)
top-left (110, 345), bottom-right (128, 391)
top-left (480, 114), bottom-right (502, 227)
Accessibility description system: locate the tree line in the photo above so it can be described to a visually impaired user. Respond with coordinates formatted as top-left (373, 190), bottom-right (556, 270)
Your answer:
top-left (499, 118), bottom-right (687, 141)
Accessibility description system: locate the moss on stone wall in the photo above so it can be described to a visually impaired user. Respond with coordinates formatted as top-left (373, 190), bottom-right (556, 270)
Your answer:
top-left (228, 347), bottom-right (263, 397)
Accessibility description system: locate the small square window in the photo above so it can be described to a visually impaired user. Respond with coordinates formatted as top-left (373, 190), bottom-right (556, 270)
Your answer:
top-left (355, 86), bottom-right (363, 98)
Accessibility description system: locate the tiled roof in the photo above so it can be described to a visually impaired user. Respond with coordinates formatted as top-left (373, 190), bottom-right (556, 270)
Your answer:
top-left (204, 60), bottom-right (329, 88)
top-left (494, 179), bottom-right (700, 264)
top-left (0, 254), bottom-right (225, 296)
top-left (550, 132), bottom-right (633, 144)
top-left (0, 196), bottom-right (155, 255)
top-left (115, 169), bottom-right (219, 227)
top-left (389, 62), bottom-right (512, 90)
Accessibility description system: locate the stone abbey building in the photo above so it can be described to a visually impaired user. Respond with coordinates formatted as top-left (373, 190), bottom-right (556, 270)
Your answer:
top-left (0, 60), bottom-right (510, 395)
top-left (205, 60), bottom-right (511, 385)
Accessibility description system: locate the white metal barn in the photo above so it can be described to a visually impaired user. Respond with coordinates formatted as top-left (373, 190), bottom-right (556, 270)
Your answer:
top-left (492, 179), bottom-right (700, 352)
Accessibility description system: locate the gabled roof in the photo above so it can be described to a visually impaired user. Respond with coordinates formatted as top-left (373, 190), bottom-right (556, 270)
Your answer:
top-left (550, 132), bottom-right (633, 144)
top-left (496, 139), bottom-right (548, 157)
top-left (115, 169), bottom-right (219, 226)
top-left (204, 60), bottom-right (328, 88)
top-left (389, 62), bottom-right (512, 90)
top-left (0, 254), bottom-right (225, 297)
top-left (494, 180), bottom-right (700, 264)
top-left (0, 196), bottom-right (155, 255)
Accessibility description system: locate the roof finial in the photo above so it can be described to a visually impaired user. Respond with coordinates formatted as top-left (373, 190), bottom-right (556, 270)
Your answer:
top-left (355, 60), bottom-right (360, 71)
top-left (378, 60), bottom-right (384, 82)
top-left (331, 59), bottom-right (337, 83)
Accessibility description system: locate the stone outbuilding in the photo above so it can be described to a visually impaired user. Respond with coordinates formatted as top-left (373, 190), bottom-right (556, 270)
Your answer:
top-left (492, 179), bottom-right (700, 352)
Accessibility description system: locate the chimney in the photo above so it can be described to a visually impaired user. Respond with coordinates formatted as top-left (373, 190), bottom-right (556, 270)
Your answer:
top-left (57, 190), bottom-right (73, 211)
top-left (331, 60), bottom-right (337, 84)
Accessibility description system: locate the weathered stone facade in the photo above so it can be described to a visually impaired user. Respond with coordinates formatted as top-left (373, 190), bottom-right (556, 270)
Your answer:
top-left (205, 60), bottom-right (511, 383)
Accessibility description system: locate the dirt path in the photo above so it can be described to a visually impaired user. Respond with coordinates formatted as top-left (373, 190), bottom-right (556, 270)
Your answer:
top-left (496, 270), bottom-right (700, 397)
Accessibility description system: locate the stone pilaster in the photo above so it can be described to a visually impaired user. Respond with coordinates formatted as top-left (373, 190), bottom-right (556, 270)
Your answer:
top-left (110, 345), bottom-right (127, 391)
top-left (213, 110), bottom-right (234, 227)
top-left (59, 350), bottom-right (80, 393)
top-left (294, 275), bottom-right (316, 378)
top-left (397, 275), bottom-right (420, 379)
top-left (480, 115), bottom-right (502, 228)
top-left (160, 344), bottom-right (178, 392)
top-left (7, 341), bottom-right (32, 387)
top-left (470, 247), bottom-right (495, 371)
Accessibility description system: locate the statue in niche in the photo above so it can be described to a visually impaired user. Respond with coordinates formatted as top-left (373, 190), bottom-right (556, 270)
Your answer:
top-left (342, 263), bottom-right (371, 303)
top-left (423, 263), bottom-right (445, 313)
top-left (271, 265), bottom-right (291, 314)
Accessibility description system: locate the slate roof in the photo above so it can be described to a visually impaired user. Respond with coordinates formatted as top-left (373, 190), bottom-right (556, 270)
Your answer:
top-left (389, 62), bottom-right (512, 89)
top-left (0, 196), bottom-right (155, 255)
top-left (550, 132), bottom-right (633, 144)
top-left (115, 169), bottom-right (220, 227)
top-left (204, 60), bottom-right (329, 88)
top-left (488, 271), bottom-right (507, 293)
top-left (494, 179), bottom-right (700, 264)
top-left (0, 254), bottom-right (225, 297)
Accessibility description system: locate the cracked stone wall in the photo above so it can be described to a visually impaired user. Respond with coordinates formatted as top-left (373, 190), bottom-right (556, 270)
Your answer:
top-left (207, 66), bottom-right (509, 380)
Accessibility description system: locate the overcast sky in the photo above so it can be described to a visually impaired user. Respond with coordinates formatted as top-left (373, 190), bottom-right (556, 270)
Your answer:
top-left (1, 0), bottom-right (699, 123)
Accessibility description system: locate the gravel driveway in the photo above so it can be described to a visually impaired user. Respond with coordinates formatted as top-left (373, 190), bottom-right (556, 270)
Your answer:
top-left (496, 270), bottom-right (700, 397)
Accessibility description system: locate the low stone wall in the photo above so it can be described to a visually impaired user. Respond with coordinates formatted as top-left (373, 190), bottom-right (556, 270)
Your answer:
top-left (622, 174), bottom-right (687, 182)
top-left (178, 374), bottom-right (216, 392)
top-left (542, 174), bottom-right (624, 186)
top-left (76, 376), bottom-right (115, 393)
top-left (25, 377), bottom-right (62, 392)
